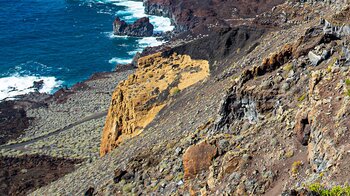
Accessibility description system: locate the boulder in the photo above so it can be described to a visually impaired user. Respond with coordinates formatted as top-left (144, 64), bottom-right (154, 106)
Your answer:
top-left (113, 17), bottom-right (154, 37)
top-left (113, 17), bottom-right (128, 34)
top-left (308, 51), bottom-right (322, 66)
top-left (84, 187), bottom-right (94, 196)
top-left (182, 142), bottom-right (217, 180)
top-left (30, 80), bottom-right (44, 91)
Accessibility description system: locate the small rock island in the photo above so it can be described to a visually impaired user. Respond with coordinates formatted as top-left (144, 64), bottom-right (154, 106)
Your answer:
top-left (113, 17), bottom-right (154, 37)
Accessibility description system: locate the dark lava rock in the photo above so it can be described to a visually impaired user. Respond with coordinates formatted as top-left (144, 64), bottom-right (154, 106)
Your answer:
top-left (84, 187), bottom-right (95, 196)
top-left (0, 155), bottom-right (81, 196)
top-left (295, 112), bottom-right (311, 146)
top-left (114, 63), bottom-right (136, 73)
top-left (161, 27), bottom-right (265, 66)
top-left (30, 80), bottom-right (44, 91)
top-left (113, 17), bottom-right (154, 37)
top-left (113, 168), bottom-right (135, 184)
top-left (0, 101), bottom-right (32, 145)
top-left (113, 169), bottom-right (128, 183)
top-left (144, 0), bottom-right (285, 32)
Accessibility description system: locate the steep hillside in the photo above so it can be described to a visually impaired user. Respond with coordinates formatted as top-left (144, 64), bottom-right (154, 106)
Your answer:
top-left (30, 0), bottom-right (350, 195)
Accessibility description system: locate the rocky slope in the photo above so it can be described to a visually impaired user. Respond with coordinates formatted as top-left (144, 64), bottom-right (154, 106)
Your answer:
top-left (100, 52), bottom-right (209, 156)
top-left (5, 0), bottom-right (350, 195)
top-left (144, 0), bottom-right (285, 32)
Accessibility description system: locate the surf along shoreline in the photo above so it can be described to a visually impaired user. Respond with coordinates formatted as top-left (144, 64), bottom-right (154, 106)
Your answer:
top-left (0, 0), bottom-right (175, 103)
top-left (0, 0), bottom-right (177, 148)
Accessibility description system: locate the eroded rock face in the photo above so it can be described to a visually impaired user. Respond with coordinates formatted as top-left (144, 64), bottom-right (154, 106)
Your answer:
top-left (183, 142), bottom-right (217, 180)
top-left (295, 111), bottom-right (311, 145)
top-left (100, 52), bottom-right (209, 156)
top-left (113, 17), bottom-right (154, 37)
top-left (144, 0), bottom-right (285, 32)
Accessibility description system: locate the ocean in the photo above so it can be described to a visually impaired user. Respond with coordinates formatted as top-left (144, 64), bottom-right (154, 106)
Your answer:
top-left (0, 0), bottom-right (173, 100)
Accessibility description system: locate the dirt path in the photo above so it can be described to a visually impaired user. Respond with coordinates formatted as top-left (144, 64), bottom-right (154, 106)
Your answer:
top-left (263, 141), bottom-right (308, 196)
top-left (0, 110), bottom-right (107, 150)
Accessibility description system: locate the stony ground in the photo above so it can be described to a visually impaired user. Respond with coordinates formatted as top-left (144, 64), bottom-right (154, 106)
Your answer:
top-left (1, 70), bottom-right (133, 160)
top-left (31, 1), bottom-right (350, 195)
top-left (2, 0), bottom-right (350, 195)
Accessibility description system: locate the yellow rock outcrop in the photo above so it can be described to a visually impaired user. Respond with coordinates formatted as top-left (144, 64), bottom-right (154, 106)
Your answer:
top-left (100, 52), bottom-right (209, 156)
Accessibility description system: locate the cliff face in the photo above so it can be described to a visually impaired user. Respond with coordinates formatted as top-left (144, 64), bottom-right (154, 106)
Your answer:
top-left (144, 0), bottom-right (285, 32)
top-left (100, 53), bottom-right (209, 156)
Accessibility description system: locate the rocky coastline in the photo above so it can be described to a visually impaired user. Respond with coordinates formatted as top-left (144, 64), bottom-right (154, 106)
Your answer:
top-left (0, 2), bottom-right (175, 194)
top-left (3, 0), bottom-right (350, 195)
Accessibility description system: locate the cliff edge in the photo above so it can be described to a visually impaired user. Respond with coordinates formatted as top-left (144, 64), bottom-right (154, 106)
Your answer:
top-left (100, 52), bottom-right (209, 156)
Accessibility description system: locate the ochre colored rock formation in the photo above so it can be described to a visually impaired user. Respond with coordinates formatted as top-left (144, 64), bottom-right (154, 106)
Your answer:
top-left (182, 142), bottom-right (217, 180)
top-left (100, 53), bottom-right (209, 156)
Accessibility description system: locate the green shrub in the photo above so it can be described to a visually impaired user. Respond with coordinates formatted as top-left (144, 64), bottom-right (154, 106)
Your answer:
top-left (345, 78), bottom-right (350, 86)
top-left (122, 183), bottom-right (133, 193)
top-left (346, 89), bottom-right (350, 97)
top-left (283, 63), bottom-right (293, 72)
top-left (308, 183), bottom-right (350, 196)
top-left (298, 94), bottom-right (307, 102)
top-left (171, 87), bottom-right (180, 96)
top-left (291, 161), bottom-right (302, 175)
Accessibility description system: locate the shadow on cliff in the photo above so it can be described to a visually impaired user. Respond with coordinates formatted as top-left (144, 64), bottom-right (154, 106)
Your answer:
top-left (161, 26), bottom-right (265, 74)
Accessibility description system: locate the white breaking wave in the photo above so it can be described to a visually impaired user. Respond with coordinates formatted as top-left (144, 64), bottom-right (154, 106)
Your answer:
top-left (127, 48), bottom-right (143, 55)
top-left (109, 0), bottom-right (174, 32)
top-left (105, 31), bottom-right (130, 39)
top-left (108, 57), bottom-right (133, 64)
top-left (138, 37), bottom-right (165, 47)
top-left (111, 0), bottom-right (146, 19)
top-left (0, 74), bottom-right (62, 101)
top-left (106, 31), bottom-right (165, 48)
top-left (149, 16), bottom-right (174, 32)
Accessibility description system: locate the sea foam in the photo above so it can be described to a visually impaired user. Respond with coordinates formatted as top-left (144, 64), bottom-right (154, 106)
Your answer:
top-left (109, 0), bottom-right (174, 32)
top-left (138, 37), bottom-right (165, 47)
top-left (0, 74), bottom-right (62, 101)
top-left (108, 57), bottom-right (133, 64)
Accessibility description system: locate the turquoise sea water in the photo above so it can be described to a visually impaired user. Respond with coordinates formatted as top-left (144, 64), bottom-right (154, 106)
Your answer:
top-left (0, 0), bottom-right (173, 100)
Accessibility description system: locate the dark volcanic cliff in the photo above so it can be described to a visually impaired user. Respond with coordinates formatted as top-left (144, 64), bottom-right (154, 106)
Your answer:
top-left (144, 0), bottom-right (285, 32)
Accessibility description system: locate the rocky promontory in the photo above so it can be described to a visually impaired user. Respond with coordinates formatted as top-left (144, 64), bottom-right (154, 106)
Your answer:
top-left (113, 17), bottom-right (154, 37)
top-left (100, 52), bottom-right (209, 156)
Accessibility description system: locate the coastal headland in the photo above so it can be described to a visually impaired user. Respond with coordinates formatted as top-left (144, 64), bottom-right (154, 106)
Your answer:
top-left (2, 0), bottom-right (350, 195)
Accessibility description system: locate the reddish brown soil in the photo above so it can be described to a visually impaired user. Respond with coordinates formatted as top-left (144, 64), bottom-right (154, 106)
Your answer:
top-left (145, 0), bottom-right (285, 32)
top-left (0, 155), bottom-right (82, 196)
top-left (0, 101), bottom-right (33, 145)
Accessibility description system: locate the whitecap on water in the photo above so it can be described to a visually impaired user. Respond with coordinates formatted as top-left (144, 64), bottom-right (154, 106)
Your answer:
top-left (149, 16), bottom-right (174, 32)
top-left (127, 49), bottom-right (143, 55)
top-left (138, 37), bottom-right (165, 47)
top-left (108, 57), bottom-right (133, 64)
top-left (104, 31), bottom-right (130, 39)
top-left (0, 74), bottom-right (62, 101)
top-left (109, 0), bottom-right (174, 32)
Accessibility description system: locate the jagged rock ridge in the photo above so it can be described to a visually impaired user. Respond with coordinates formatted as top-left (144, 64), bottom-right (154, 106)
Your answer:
top-left (113, 17), bottom-right (154, 37)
